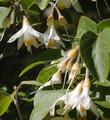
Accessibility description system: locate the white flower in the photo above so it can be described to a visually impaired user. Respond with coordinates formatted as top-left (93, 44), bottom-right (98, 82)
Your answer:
top-left (44, 25), bottom-right (65, 49)
top-left (50, 81), bottom-right (83, 116)
top-left (79, 78), bottom-right (99, 117)
top-left (7, 16), bottom-right (44, 53)
top-left (38, 69), bottom-right (62, 90)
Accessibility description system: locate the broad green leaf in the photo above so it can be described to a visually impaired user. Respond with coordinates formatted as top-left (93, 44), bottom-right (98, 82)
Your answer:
top-left (19, 49), bottom-right (61, 77)
top-left (36, 64), bottom-right (57, 83)
top-left (0, 0), bottom-right (7, 1)
top-left (98, 19), bottom-right (110, 31)
top-left (95, 101), bottom-right (110, 109)
top-left (19, 61), bottom-right (47, 77)
top-left (94, 81), bottom-right (110, 87)
top-left (0, 90), bottom-right (13, 116)
top-left (75, 16), bottom-right (97, 41)
top-left (0, 7), bottom-right (14, 28)
top-left (37, 0), bottom-right (50, 10)
top-left (0, 0), bottom-right (8, 6)
top-left (35, 49), bottom-right (61, 61)
top-left (93, 28), bottom-right (110, 81)
top-left (21, 0), bottom-right (37, 9)
top-left (30, 90), bottom-right (66, 120)
top-left (80, 31), bottom-right (98, 78)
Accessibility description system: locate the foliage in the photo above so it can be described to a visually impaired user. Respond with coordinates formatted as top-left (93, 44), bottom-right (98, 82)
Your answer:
top-left (0, 0), bottom-right (110, 120)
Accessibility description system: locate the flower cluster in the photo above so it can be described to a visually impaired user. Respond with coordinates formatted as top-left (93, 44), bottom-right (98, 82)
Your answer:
top-left (8, 16), bottom-right (45, 53)
top-left (6, 1), bottom-right (70, 52)
top-left (38, 46), bottom-right (79, 90)
top-left (50, 77), bottom-right (99, 118)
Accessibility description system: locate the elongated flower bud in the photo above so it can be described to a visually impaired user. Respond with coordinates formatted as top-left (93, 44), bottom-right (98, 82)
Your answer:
top-left (59, 15), bottom-right (67, 26)
top-left (67, 47), bottom-right (79, 60)
top-left (47, 15), bottom-right (54, 26)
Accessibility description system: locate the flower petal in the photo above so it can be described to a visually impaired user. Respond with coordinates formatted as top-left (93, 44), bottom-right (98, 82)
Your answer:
top-left (27, 46), bottom-right (32, 53)
top-left (17, 35), bottom-right (24, 49)
top-left (7, 29), bottom-right (24, 43)
top-left (50, 95), bottom-right (65, 116)
top-left (28, 26), bottom-right (44, 43)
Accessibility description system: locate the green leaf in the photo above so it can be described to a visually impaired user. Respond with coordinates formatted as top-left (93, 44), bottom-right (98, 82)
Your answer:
top-left (0, 7), bottom-right (14, 28)
top-left (95, 101), bottom-right (110, 109)
top-left (80, 31), bottom-right (98, 78)
top-left (35, 49), bottom-right (61, 61)
top-left (36, 64), bottom-right (57, 83)
top-left (0, 90), bottom-right (13, 116)
top-left (30, 90), bottom-right (66, 120)
top-left (21, 0), bottom-right (37, 9)
top-left (75, 16), bottom-right (97, 42)
top-left (94, 81), bottom-right (110, 87)
top-left (19, 49), bottom-right (61, 77)
top-left (98, 19), bottom-right (110, 31)
top-left (37, 0), bottom-right (50, 10)
top-left (19, 61), bottom-right (47, 77)
top-left (72, 0), bottom-right (83, 13)
top-left (93, 28), bottom-right (110, 81)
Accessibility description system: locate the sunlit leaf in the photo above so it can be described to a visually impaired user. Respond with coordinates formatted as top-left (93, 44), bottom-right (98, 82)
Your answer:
top-left (75, 16), bottom-right (97, 41)
top-left (95, 101), bottom-right (110, 109)
top-left (36, 64), bottom-right (57, 83)
top-left (19, 61), bottom-right (47, 77)
top-left (19, 49), bottom-right (61, 77)
top-left (37, 0), bottom-right (50, 10)
top-left (98, 19), bottom-right (110, 31)
top-left (94, 81), bottom-right (110, 87)
top-left (30, 90), bottom-right (66, 120)
top-left (21, 0), bottom-right (37, 9)
top-left (0, 90), bottom-right (13, 116)
top-left (93, 28), bottom-right (110, 81)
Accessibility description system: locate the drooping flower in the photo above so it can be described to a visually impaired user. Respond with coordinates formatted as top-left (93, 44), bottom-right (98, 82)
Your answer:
top-left (50, 81), bottom-right (83, 116)
top-left (7, 16), bottom-right (44, 53)
top-left (44, 24), bottom-right (65, 49)
top-left (78, 78), bottom-right (99, 117)
top-left (38, 69), bottom-right (62, 90)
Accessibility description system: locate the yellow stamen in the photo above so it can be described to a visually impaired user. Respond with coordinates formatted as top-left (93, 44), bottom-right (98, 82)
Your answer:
top-left (47, 39), bottom-right (58, 48)
top-left (24, 39), bottom-right (33, 46)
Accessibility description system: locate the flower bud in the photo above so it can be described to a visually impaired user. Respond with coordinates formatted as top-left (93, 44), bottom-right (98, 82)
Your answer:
top-left (68, 62), bottom-right (80, 81)
top-left (59, 15), bottom-right (67, 26)
top-left (66, 60), bottom-right (72, 71)
top-left (67, 47), bottom-right (79, 60)
top-left (57, 59), bottom-right (68, 72)
top-left (47, 15), bottom-right (54, 25)
top-left (83, 78), bottom-right (91, 91)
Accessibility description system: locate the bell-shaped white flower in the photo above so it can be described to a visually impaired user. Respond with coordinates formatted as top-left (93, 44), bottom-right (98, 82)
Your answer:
top-left (79, 78), bottom-right (99, 117)
top-left (44, 25), bottom-right (65, 49)
top-left (50, 81), bottom-right (83, 116)
top-left (7, 16), bottom-right (44, 53)
top-left (38, 69), bottom-right (62, 90)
